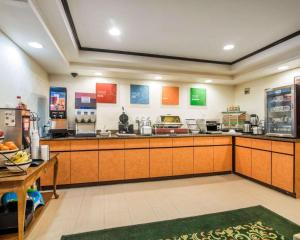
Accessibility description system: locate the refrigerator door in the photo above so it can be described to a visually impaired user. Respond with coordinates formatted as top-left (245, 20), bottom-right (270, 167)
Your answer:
top-left (265, 85), bottom-right (295, 137)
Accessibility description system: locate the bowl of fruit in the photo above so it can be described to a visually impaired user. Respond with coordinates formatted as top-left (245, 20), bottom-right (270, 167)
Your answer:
top-left (5, 151), bottom-right (32, 172)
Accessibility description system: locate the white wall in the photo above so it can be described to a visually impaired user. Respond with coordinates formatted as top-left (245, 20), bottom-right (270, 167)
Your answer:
top-left (50, 75), bottom-right (235, 130)
top-left (0, 31), bottom-right (49, 125)
top-left (234, 68), bottom-right (300, 120)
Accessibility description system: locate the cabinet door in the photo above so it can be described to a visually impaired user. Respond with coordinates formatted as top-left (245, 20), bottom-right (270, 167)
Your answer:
top-left (194, 147), bottom-right (213, 174)
top-left (99, 150), bottom-right (124, 181)
top-left (272, 153), bottom-right (294, 192)
top-left (252, 149), bottom-right (271, 184)
top-left (172, 147), bottom-right (194, 176)
top-left (213, 146), bottom-right (232, 172)
top-left (150, 148), bottom-right (172, 177)
top-left (40, 152), bottom-right (71, 186)
top-left (70, 151), bottom-right (99, 184)
top-left (235, 146), bottom-right (251, 177)
top-left (125, 149), bottom-right (149, 179)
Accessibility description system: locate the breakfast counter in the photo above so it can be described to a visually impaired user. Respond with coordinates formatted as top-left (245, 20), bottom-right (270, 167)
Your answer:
top-left (40, 134), bottom-right (300, 198)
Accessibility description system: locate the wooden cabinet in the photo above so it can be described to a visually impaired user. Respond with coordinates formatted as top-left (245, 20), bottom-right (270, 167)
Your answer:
top-left (70, 151), bottom-right (99, 184)
top-left (172, 137), bottom-right (193, 147)
top-left (40, 152), bottom-right (71, 186)
top-left (235, 137), bottom-right (252, 148)
top-left (41, 140), bottom-right (70, 151)
top-left (124, 139), bottom-right (149, 149)
top-left (194, 147), bottom-right (213, 174)
top-left (193, 137), bottom-right (213, 146)
top-left (99, 139), bottom-right (124, 149)
top-left (99, 150), bottom-right (124, 181)
top-left (272, 153), bottom-right (294, 192)
top-left (213, 146), bottom-right (232, 172)
top-left (70, 140), bottom-right (98, 151)
top-left (252, 149), bottom-right (271, 184)
top-left (150, 138), bottom-right (172, 148)
top-left (125, 149), bottom-right (149, 179)
top-left (213, 137), bottom-right (232, 145)
top-left (235, 146), bottom-right (252, 177)
top-left (251, 139), bottom-right (271, 151)
top-left (150, 148), bottom-right (172, 177)
top-left (272, 141), bottom-right (294, 155)
top-left (172, 147), bottom-right (194, 175)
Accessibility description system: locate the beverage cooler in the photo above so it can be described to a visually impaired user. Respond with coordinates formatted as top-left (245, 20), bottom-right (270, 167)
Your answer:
top-left (265, 84), bottom-right (300, 138)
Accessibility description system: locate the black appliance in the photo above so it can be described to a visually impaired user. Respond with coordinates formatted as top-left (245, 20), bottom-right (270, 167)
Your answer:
top-left (118, 107), bottom-right (134, 134)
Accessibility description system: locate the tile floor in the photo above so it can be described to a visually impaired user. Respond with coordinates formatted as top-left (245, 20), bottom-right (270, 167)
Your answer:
top-left (28, 174), bottom-right (300, 240)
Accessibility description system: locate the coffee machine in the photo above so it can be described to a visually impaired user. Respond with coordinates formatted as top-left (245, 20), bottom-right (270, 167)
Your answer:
top-left (118, 107), bottom-right (134, 134)
top-left (0, 108), bottom-right (31, 149)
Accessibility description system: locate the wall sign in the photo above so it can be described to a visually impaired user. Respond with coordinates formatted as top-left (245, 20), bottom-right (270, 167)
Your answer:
top-left (162, 86), bottom-right (179, 105)
top-left (190, 88), bottom-right (206, 106)
top-left (96, 83), bottom-right (117, 103)
top-left (130, 84), bottom-right (149, 104)
top-left (75, 92), bottom-right (96, 109)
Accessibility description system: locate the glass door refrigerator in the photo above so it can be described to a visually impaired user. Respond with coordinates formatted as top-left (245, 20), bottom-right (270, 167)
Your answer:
top-left (265, 84), bottom-right (300, 138)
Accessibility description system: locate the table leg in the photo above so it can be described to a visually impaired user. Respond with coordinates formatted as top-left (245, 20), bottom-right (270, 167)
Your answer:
top-left (53, 158), bottom-right (59, 199)
top-left (17, 188), bottom-right (27, 240)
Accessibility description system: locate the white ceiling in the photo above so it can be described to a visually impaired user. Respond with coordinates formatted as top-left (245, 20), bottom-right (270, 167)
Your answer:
top-left (68, 0), bottom-right (300, 62)
top-left (0, 0), bottom-right (299, 84)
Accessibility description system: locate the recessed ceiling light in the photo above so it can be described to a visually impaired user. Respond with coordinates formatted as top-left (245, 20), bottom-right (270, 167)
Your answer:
top-left (108, 27), bottom-right (121, 36)
top-left (278, 65), bottom-right (289, 71)
top-left (28, 42), bottom-right (43, 49)
top-left (154, 75), bottom-right (162, 80)
top-left (223, 44), bottom-right (235, 51)
top-left (205, 79), bottom-right (212, 83)
top-left (94, 72), bottom-right (103, 76)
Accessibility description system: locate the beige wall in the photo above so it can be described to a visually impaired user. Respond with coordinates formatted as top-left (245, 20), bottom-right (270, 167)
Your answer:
top-left (234, 68), bottom-right (300, 120)
top-left (50, 75), bottom-right (235, 130)
top-left (0, 31), bottom-right (49, 125)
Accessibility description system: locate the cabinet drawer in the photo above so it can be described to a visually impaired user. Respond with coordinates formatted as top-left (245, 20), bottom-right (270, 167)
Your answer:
top-left (251, 139), bottom-right (271, 151)
top-left (70, 140), bottom-right (99, 151)
top-left (213, 137), bottom-right (232, 145)
top-left (235, 137), bottom-right (252, 148)
top-left (99, 139), bottom-right (124, 149)
top-left (172, 137), bottom-right (193, 147)
top-left (193, 137), bottom-right (213, 146)
top-left (124, 139), bottom-right (149, 149)
top-left (271, 141), bottom-right (294, 155)
top-left (150, 138), bottom-right (172, 148)
top-left (41, 140), bottom-right (70, 151)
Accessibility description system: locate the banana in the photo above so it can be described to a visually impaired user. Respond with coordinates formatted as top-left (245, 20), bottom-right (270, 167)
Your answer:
top-left (10, 151), bottom-right (30, 164)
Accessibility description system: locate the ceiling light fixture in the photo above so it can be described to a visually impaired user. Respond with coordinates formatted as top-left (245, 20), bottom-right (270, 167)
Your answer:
top-left (223, 44), bottom-right (235, 51)
top-left (108, 27), bottom-right (121, 36)
top-left (278, 65), bottom-right (289, 71)
top-left (94, 72), bottom-right (103, 76)
top-left (154, 75), bottom-right (162, 80)
top-left (28, 42), bottom-right (43, 49)
top-left (205, 79), bottom-right (212, 83)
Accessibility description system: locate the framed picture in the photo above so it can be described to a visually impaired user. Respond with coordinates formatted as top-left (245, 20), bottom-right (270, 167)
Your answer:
top-left (162, 86), bottom-right (179, 105)
top-left (190, 88), bottom-right (206, 106)
top-left (96, 83), bottom-right (117, 103)
top-left (130, 84), bottom-right (149, 104)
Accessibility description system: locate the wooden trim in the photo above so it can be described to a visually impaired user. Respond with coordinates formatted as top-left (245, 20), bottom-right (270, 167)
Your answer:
top-left (61, 0), bottom-right (300, 65)
top-left (235, 144), bottom-right (295, 156)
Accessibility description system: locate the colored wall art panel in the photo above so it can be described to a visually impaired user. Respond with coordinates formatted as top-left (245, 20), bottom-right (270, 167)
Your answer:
top-left (96, 83), bottom-right (117, 103)
top-left (75, 92), bottom-right (96, 109)
top-left (190, 88), bottom-right (206, 106)
top-left (130, 84), bottom-right (149, 104)
top-left (162, 86), bottom-right (179, 105)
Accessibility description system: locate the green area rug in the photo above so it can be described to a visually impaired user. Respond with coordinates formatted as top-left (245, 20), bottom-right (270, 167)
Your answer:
top-left (61, 206), bottom-right (300, 240)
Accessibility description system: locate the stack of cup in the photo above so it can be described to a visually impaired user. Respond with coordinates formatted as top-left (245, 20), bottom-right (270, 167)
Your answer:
top-left (40, 145), bottom-right (49, 161)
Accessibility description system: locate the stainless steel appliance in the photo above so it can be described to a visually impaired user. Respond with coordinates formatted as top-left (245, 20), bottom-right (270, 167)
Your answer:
top-left (0, 108), bottom-right (31, 149)
top-left (49, 119), bottom-right (68, 138)
top-left (75, 109), bottom-right (96, 137)
top-left (265, 84), bottom-right (300, 137)
top-left (243, 121), bottom-right (251, 133)
top-left (118, 107), bottom-right (134, 134)
top-left (250, 114), bottom-right (259, 126)
top-left (136, 117), bottom-right (152, 136)
top-left (206, 121), bottom-right (222, 134)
